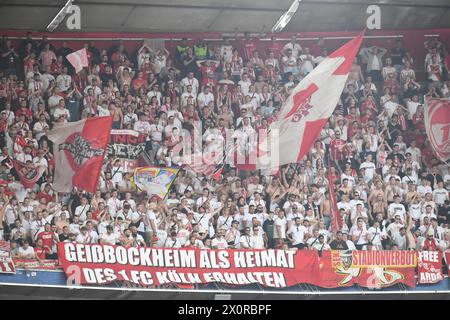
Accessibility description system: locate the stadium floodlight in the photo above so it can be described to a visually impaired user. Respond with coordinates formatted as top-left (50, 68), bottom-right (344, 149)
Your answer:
top-left (46, 0), bottom-right (74, 32)
top-left (271, 0), bottom-right (303, 33)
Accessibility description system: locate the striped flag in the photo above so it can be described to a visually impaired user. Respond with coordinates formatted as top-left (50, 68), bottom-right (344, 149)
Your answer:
top-left (0, 241), bottom-right (15, 274)
top-left (257, 32), bottom-right (364, 169)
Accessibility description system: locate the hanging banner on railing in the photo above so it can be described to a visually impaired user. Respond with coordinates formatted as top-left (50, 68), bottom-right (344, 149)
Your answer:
top-left (57, 244), bottom-right (418, 289)
top-left (58, 243), bottom-right (320, 288)
top-left (318, 250), bottom-right (416, 288)
top-left (13, 259), bottom-right (59, 270)
top-left (417, 251), bottom-right (443, 284)
top-left (0, 241), bottom-right (15, 274)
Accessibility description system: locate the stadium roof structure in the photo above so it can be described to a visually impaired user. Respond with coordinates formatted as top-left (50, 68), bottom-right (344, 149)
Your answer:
top-left (0, 0), bottom-right (450, 33)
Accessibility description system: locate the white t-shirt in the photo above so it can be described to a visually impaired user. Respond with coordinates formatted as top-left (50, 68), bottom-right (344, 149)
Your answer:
top-left (239, 234), bottom-right (253, 249)
top-left (287, 225), bottom-right (307, 245)
top-left (406, 100), bottom-right (420, 120)
top-left (53, 108), bottom-right (70, 122)
top-left (274, 216), bottom-right (287, 239)
top-left (56, 74), bottom-right (72, 91)
top-left (433, 188), bottom-right (448, 205)
top-left (351, 228), bottom-right (368, 245)
top-left (388, 203), bottom-right (406, 222)
top-left (100, 232), bottom-right (118, 245)
top-left (360, 161), bottom-right (376, 181)
top-left (18, 246), bottom-right (35, 258)
top-left (211, 237), bottom-right (228, 249)
top-left (74, 204), bottom-right (91, 222)
top-left (250, 235), bottom-right (265, 249)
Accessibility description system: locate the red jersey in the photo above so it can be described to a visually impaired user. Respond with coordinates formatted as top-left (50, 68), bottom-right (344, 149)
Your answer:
top-left (422, 238), bottom-right (437, 251)
top-left (15, 107), bottom-right (33, 120)
top-left (268, 42), bottom-right (284, 59)
top-left (240, 40), bottom-right (257, 60)
top-left (37, 231), bottom-right (55, 250)
top-left (329, 139), bottom-right (346, 161)
top-left (34, 246), bottom-right (47, 259)
top-left (0, 119), bottom-right (8, 133)
top-left (50, 62), bottom-right (63, 75)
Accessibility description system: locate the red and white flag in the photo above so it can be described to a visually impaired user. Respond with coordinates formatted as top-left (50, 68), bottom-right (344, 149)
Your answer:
top-left (48, 116), bottom-right (113, 193)
top-left (328, 169), bottom-right (343, 233)
top-left (424, 98), bottom-right (450, 162)
top-left (417, 251), bottom-right (443, 284)
top-left (184, 150), bottom-right (223, 177)
top-left (12, 159), bottom-right (46, 189)
top-left (66, 48), bottom-right (89, 73)
top-left (0, 241), bottom-right (15, 274)
top-left (257, 32), bottom-right (364, 169)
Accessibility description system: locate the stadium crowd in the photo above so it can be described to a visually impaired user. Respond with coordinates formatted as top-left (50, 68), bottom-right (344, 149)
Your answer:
top-left (0, 32), bottom-right (449, 263)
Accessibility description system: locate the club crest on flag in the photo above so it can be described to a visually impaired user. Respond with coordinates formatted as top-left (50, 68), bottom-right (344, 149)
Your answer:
top-left (424, 98), bottom-right (450, 162)
top-left (59, 134), bottom-right (105, 169)
top-left (48, 116), bottom-right (113, 193)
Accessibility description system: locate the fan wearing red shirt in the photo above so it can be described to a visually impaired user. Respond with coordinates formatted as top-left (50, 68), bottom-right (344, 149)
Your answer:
top-left (91, 202), bottom-right (107, 222)
top-left (268, 36), bottom-right (284, 59)
top-left (15, 102), bottom-right (33, 121)
top-left (329, 131), bottom-right (346, 163)
top-left (422, 231), bottom-right (438, 251)
top-left (34, 238), bottom-right (48, 260)
top-left (37, 224), bottom-right (58, 253)
top-left (239, 33), bottom-right (258, 60)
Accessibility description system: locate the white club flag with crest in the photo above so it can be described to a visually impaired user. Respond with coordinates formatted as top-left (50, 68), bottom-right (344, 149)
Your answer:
top-left (424, 98), bottom-right (450, 162)
top-left (257, 32), bottom-right (364, 169)
top-left (48, 117), bottom-right (112, 193)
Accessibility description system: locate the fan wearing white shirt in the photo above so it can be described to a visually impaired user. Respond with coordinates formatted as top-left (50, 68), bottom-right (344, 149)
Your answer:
top-left (53, 101), bottom-right (70, 123)
top-left (360, 154), bottom-right (376, 182)
top-left (388, 195), bottom-right (406, 222)
top-left (74, 197), bottom-right (91, 222)
top-left (165, 231), bottom-right (182, 248)
top-left (181, 72), bottom-right (200, 96)
top-left (100, 225), bottom-right (118, 245)
top-left (367, 221), bottom-right (386, 250)
top-left (211, 230), bottom-right (229, 249)
top-left (197, 86), bottom-right (215, 108)
top-left (238, 73), bottom-right (252, 96)
top-left (239, 227), bottom-right (253, 249)
top-left (286, 217), bottom-right (307, 249)
top-left (433, 181), bottom-right (448, 206)
top-left (250, 226), bottom-right (265, 249)
top-left (55, 67), bottom-right (71, 92)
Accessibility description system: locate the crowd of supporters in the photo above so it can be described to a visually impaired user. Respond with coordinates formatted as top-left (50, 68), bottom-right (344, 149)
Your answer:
top-left (0, 31), bottom-right (449, 263)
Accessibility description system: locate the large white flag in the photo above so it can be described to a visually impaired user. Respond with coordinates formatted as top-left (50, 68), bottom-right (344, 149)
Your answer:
top-left (257, 32), bottom-right (364, 169)
top-left (48, 117), bottom-right (112, 193)
top-left (66, 48), bottom-right (89, 73)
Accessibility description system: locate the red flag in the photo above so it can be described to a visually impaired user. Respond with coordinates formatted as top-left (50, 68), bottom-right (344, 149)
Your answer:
top-left (424, 98), bottom-right (450, 162)
top-left (48, 116), bottom-right (113, 193)
top-left (417, 251), bottom-right (444, 284)
top-left (66, 48), bottom-right (89, 73)
top-left (328, 169), bottom-right (343, 233)
top-left (12, 159), bottom-right (46, 189)
top-left (212, 163), bottom-right (224, 181)
top-left (257, 32), bottom-right (364, 169)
